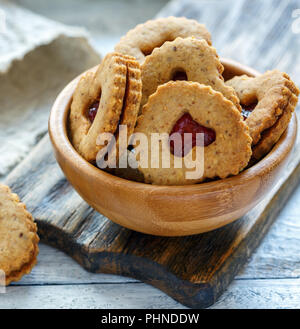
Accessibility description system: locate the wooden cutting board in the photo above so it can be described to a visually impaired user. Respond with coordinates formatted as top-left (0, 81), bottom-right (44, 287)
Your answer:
top-left (4, 124), bottom-right (300, 308)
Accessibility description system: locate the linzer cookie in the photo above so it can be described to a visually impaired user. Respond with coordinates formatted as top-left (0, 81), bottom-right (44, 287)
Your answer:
top-left (134, 81), bottom-right (252, 185)
top-left (226, 70), bottom-right (299, 159)
top-left (0, 184), bottom-right (39, 285)
top-left (140, 37), bottom-right (241, 111)
top-left (69, 52), bottom-right (142, 164)
top-left (69, 53), bottom-right (127, 162)
top-left (252, 104), bottom-right (294, 160)
top-left (108, 55), bottom-right (142, 165)
top-left (115, 17), bottom-right (212, 64)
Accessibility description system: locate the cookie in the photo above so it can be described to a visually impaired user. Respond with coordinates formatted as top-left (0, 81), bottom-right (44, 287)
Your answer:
top-left (252, 101), bottom-right (295, 160)
top-left (0, 184), bottom-right (39, 285)
top-left (140, 37), bottom-right (241, 111)
top-left (226, 70), bottom-right (299, 149)
top-left (108, 55), bottom-right (142, 165)
top-left (115, 16), bottom-right (212, 64)
top-left (133, 81), bottom-right (252, 185)
top-left (69, 52), bottom-right (142, 164)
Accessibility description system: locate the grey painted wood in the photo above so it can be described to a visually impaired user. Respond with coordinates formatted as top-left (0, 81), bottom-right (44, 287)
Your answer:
top-left (213, 278), bottom-right (300, 309)
top-left (1, 0), bottom-right (300, 309)
top-left (2, 278), bottom-right (300, 309)
top-left (1, 283), bottom-right (185, 309)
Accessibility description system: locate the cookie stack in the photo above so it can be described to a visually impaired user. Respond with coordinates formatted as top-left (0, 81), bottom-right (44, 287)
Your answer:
top-left (69, 17), bottom-right (299, 185)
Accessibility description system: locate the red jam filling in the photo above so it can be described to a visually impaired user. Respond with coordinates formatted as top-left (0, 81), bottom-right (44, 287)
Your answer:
top-left (88, 100), bottom-right (100, 123)
top-left (169, 113), bottom-right (216, 157)
top-left (241, 102), bottom-right (257, 120)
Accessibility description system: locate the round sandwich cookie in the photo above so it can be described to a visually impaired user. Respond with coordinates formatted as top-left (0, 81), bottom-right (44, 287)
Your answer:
top-left (115, 16), bottom-right (212, 64)
top-left (133, 81), bottom-right (252, 185)
top-left (106, 55), bottom-right (142, 166)
top-left (140, 37), bottom-right (241, 111)
top-left (0, 184), bottom-right (39, 285)
top-left (69, 52), bottom-right (142, 165)
top-left (226, 70), bottom-right (299, 159)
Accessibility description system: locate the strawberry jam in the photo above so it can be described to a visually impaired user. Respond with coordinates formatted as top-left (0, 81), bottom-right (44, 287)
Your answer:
top-left (88, 100), bottom-right (100, 123)
top-left (169, 113), bottom-right (216, 157)
top-left (241, 102), bottom-right (257, 120)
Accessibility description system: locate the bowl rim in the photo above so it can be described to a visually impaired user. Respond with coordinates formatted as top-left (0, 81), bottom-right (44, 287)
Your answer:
top-left (49, 58), bottom-right (297, 194)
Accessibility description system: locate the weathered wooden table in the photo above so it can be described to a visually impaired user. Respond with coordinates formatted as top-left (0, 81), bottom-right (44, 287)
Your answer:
top-left (1, 0), bottom-right (300, 309)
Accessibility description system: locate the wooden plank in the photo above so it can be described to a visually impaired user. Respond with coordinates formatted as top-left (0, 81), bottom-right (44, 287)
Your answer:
top-left (2, 279), bottom-right (300, 309)
top-left (1, 283), bottom-right (184, 309)
top-left (14, 201), bottom-right (300, 287)
top-left (12, 244), bottom-right (139, 285)
top-left (213, 279), bottom-right (300, 309)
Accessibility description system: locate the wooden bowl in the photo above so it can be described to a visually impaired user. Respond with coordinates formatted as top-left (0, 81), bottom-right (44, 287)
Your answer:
top-left (49, 59), bottom-right (297, 236)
